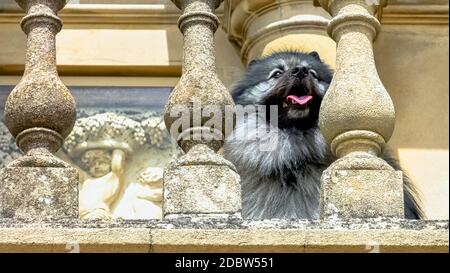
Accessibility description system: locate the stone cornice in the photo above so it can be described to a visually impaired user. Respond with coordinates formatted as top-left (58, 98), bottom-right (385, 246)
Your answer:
top-left (382, 3), bottom-right (449, 25)
top-left (0, 1), bottom-right (446, 27)
top-left (0, 3), bottom-right (224, 25)
top-left (224, 0), bottom-right (449, 47)
top-left (0, 64), bottom-right (182, 77)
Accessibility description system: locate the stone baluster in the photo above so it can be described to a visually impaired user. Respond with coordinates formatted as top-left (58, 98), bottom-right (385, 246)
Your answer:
top-left (0, 0), bottom-right (78, 220)
top-left (314, 0), bottom-right (404, 219)
top-left (163, 0), bottom-right (241, 218)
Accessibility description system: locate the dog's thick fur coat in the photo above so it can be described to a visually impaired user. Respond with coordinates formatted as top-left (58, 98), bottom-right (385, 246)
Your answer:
top-left (223, 51), bottom-right (423, 220)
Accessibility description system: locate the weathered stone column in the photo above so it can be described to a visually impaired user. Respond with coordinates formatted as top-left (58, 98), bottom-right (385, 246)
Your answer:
top-left (163, 0), bottom-right (241, 218)
top-left (224, 0), bottom-right (336, 68)
top-left (315, 0), bottom-right (404, 219)
top-left (0, 0), bottom-right (78, 220)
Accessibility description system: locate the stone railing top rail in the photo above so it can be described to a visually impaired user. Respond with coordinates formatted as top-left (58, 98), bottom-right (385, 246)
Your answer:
top-left (0, 217), bottom-right (448, 230)
top-left (0, 218), bottom-right (448, 252)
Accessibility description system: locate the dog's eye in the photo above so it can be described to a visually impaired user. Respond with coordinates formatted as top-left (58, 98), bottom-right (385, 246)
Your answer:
top-left (269, 69), bottom-right (283, 79)
top-left (309, 69), bottom-right (319, 78)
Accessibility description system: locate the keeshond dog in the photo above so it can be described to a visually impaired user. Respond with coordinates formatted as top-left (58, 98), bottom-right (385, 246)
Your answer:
top-left (223, 51), bottom-right (423, 220)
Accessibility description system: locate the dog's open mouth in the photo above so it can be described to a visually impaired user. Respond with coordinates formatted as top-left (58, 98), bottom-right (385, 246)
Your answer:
top-left (282, 95), bottom-right (313, 109)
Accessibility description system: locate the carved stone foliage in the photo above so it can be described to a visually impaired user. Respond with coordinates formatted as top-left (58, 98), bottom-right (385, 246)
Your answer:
top-left (64, 112), bottom-right (146, 170)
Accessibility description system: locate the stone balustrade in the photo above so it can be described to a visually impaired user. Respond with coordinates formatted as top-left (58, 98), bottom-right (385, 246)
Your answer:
top-left (0, 0), bottom-right (447, 253)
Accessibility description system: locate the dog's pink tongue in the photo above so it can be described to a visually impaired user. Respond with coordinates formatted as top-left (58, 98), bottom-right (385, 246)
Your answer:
top-left (286, 95), bottom-right (313, 105)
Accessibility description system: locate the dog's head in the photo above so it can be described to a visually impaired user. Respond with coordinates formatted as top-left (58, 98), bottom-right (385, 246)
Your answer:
top-left (231, 51), bottom-right (333, 130)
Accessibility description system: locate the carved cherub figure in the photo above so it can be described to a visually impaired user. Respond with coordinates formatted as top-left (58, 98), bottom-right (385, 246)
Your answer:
top-left (63, 113), bottom-right (146, 220)
top-left (79, 149), bottom-right (126, 220)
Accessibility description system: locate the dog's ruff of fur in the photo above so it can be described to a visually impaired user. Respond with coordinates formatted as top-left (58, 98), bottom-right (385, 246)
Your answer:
top-left (225, 113), bottom-right (331, 219)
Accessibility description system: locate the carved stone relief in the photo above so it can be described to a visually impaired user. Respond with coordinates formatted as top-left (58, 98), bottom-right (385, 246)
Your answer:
top-left (0, 86), bottom-right (179, 220)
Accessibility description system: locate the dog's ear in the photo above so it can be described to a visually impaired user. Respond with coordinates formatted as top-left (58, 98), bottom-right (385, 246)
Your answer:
top-left (309, 51), bottom-right (321, 60)
top-left (247, 59), bottom-right (259, 68)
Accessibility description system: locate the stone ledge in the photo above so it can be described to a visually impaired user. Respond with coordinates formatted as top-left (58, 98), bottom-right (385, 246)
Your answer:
top-left (382, 3), bottom-right (448, 25)
top-left (0, 218), bottom-right (447, 253)
top-left (0, 3), bottom-right (225, 25)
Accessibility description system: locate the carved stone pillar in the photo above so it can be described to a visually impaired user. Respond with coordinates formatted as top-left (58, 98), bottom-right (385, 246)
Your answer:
top-left (315, 0), bottom-right (404, 219)
top-left (163, 0), bottom-right (241, 217)
top-left (0, 0), bottom-right (78, 220)
top-left (223, 0), bottom-right (336, 67)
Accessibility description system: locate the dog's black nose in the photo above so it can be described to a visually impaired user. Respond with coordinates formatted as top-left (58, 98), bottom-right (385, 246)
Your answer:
top-left (291, 66), bottom-right (309, 77)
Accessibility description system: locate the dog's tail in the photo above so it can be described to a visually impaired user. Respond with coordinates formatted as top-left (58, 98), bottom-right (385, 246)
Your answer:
top-left (382, 151), bottom-right (425, 219)
top-left (403, 173), bottom-right (425, 219)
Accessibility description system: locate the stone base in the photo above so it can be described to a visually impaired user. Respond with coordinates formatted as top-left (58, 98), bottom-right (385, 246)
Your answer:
top-left (0, 167), bottom-right (78, 220)
top-left (163, 145), bottom-right (241, 216)
top-left (320, 168), bottom-right (404, 219)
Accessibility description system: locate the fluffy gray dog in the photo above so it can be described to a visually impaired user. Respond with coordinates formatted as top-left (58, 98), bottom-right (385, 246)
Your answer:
top-left (223, 51), bottom-right (423, 220)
